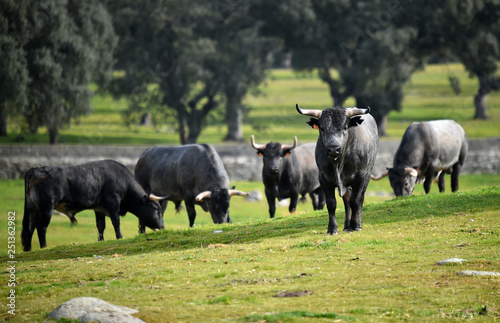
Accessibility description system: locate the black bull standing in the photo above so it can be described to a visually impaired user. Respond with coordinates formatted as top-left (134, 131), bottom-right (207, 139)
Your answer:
top-left (134, 144), bottom-right (248, 229)
top-left (296, 104), bottom-right (379, 235)
top-left (22, 160), bottom-right (166, 252)
top-left (250, 135), bottom-right (325, 217)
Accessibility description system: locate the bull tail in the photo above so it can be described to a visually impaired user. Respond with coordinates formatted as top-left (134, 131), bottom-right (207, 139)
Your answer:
top-left (175, 201), bottom-right (184, 214)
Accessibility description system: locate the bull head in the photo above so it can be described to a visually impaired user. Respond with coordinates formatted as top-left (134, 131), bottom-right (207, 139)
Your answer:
top-left (195, 188), bottom-right (249, 225)
top-left (251, 135), bottom-right (298, 178)
top-left (296, 104), bottom-right (370, 121)
top-left (251, 135), bottom-right (297, 157)
top-left (374, 167), bottom-right (419, 197)
top-left (296, 104), bottom-right (370, 159)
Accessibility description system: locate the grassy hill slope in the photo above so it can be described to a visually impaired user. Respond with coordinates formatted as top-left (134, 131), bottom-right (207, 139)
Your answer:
top-left (4, 186), bottom-right (499, 322)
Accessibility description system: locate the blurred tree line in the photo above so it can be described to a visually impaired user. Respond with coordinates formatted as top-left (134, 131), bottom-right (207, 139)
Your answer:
top-left (1, 0), bottom-right (499, 143)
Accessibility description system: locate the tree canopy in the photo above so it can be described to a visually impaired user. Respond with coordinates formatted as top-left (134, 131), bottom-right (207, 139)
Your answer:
top-left (107, 0), bottom-right (280, 144)
top-left (2, 0), bottom-right (500, 143)
top-left (0, 0), bottom-right (116, 143)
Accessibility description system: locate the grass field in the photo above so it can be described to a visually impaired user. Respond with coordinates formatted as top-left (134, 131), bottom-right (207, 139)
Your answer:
top-left (1, 185), bottom-right (499, 322)
top-left (1, 173), bottom-right (499, 255)
top-left (1, 63), bottom-right (499, 145)
top-left (1, 62), bottom-right (499, 322)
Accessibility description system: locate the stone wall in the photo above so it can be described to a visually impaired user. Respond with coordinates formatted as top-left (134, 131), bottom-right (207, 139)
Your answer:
top-left (1, 137), bottom-right (499, 181)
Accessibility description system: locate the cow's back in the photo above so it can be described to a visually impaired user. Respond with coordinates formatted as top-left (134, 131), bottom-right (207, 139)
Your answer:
top-left (26, 160), bottom-right (133, 210)
top-left (135, 144), bottom-right (229, 200)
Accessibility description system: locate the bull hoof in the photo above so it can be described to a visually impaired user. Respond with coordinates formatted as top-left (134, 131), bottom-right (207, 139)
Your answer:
top-left (344, 227), bottom-right (362, 233)
top-left (327, 231), bottom-right (338, 235)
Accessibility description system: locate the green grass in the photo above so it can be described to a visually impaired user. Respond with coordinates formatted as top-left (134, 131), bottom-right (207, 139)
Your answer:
top-left (1, 63), bottom-right (499, 145)
top-left (1, 185), bottom-right (499, 322)
top-left (2, 174), bottom-right (499, 255)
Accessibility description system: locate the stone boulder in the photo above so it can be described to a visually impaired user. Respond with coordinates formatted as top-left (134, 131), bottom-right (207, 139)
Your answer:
top-left (47, 297), bottom-right (144, 323)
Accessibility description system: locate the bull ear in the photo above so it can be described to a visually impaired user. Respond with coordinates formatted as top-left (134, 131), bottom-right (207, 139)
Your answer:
top-left (348, 116), bottom-right (364, 127)
top-left (307, 118), bottom-right (320, 129)
top-left (256, 150), bottom-right (264, 157)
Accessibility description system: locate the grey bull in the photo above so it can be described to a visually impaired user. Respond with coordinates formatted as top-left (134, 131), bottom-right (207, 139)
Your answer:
top-left (371, 120), bottom-right (468, 196)
top-left (134, 144), bottom-right (248, 229)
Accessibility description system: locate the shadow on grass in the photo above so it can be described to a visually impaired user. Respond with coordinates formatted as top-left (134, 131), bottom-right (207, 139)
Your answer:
top-left (18, 186), bottom-right (499, 262)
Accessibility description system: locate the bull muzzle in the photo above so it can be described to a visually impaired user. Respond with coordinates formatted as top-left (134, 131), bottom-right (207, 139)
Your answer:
top-left (327, 146), bottom-right (341, 159)
top-left (268, 167), bottom-right (279, 176)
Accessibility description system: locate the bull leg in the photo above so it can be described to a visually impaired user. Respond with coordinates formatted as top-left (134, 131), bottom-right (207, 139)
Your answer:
top-left (342, 188), bottom-right (352, 232)
top-left (109, 214), bottom-right (123, 239)
top-left (320, 175), bottom-right (338, 235)
top-left (265, 188), bottom-right (276, 218)
top-left (309, 192), bottom-right (319, 210)
top-left (423, 167), bottom-right (435, 194)
top-left (95, 211), bottom-right (106, 241)
top-left (185, 199), bottom-right (197, 227)
top-left (317, 188), bottom-right (326, 210)
top-left (35, 210), bottom-right (53, 249)
top-left (22, 205), bottom-right (39, 252)
top-left (438, 171), bottom-right (446, 193)
top-left (347, 177), bottom-right (369, 232)
top-left (289, 191), bottom-right (299, 214)
top-left (451, 163), bottom-right (461, 192)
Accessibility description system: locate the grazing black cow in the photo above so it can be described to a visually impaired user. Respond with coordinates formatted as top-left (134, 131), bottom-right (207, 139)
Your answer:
top-left (371, 120), bottom-right (468, 196)
top-left (134, 144), bottom-right (248, 228)
top-left (296, 104), bottom-right (378, 234)
top-left (21, 160), bottom-right (166, 252)
top-left (250, 135), bottom-right (325, 218)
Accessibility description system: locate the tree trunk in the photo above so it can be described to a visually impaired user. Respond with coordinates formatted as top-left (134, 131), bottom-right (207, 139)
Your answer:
top-left (185, 95), bottom-right (218, 144)
top-left (223, 94), bottom-right (244, 142)
top-left (373, 114), bottom-right (388, 137)
top-left (474, 91), bottom-right (488, 119)
top-left (48, 127), bottom-right (58, 144)
top-left (186, 114), bottom-right (202, 144)
top-left (474, 77), bottom-right (489, 120)
top-left (0, 101), bottom-right (7, 137)
top-left (356, 95), bottom-right (387, 137)
top-left (474, 76), bottom-right (500, 120)
top-left (319, 66), bottom-right (349, 107)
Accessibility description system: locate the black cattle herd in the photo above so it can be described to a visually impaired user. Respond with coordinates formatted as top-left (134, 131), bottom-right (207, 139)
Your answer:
top-left (21, 105), bottom-right (468, 251)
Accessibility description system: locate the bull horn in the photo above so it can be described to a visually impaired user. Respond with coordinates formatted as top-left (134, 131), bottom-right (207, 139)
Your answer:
top-left (196, 191), bottom-right (212, 202)
top-left (345, 106), bottom-right (371, 117)
top-left (282, 136), bottom-right (298, 151)
top-left (149, 194), bottom-right (168, 201)
top-left (250, 135), bottom-right (266, 150)
top-left (370, 170), bottom-right (389, 181)
top-left (296, 104), bottom-right (322, 118)
top-left (229, 189), bottom-right (249, 197)
top-left (404, 167), bottom-right (418, 178)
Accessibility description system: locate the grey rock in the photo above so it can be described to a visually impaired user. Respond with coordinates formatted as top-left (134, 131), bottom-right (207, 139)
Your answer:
top-left (436, 258), bottom-right (467, 265)
top-left (47, 297), bottom-right (144, 323)
top-left (458, 270), bottom-right (500, 277)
